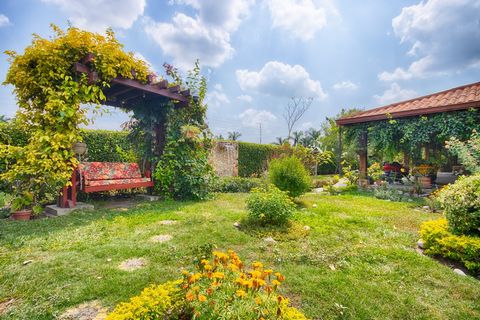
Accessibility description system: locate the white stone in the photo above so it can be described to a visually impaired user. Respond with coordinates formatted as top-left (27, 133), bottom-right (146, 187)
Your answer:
top-left (422, 206), bottom-right (430, 210)
top-left (233, 222), bottom-right (241, 229)
top-left (303, 225), bottom-right (311, 231)
top-left (453, 268), bottom-right (466, 276)
top-left (417, 240), bottom-right (424, 249)
top-left (312, 204), bottom-right (317, 208)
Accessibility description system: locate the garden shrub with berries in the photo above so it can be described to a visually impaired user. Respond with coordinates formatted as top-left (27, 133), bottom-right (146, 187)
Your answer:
top-left (107, 250), bottom-right (307, 320)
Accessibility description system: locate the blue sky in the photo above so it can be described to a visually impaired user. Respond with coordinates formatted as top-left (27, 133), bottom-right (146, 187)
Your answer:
top-left (0, 0), bottom-right (479, 143)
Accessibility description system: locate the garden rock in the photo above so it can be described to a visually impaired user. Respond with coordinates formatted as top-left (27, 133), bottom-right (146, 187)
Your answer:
top-left (233, 222), bottom-right (241, 229)
top-left (118, 258), bottom-right (147, 271)
top-left (453, 268), bottom-right (466, 276)
top-left (417, 240), bottom-right (424, 249)
top-left (264, 237), bottom-right (277, 244)
top-left (59, 300), bottom-right (107, 320)
top-left (303, 225), bottom-right (311, 231)
top-left (150, 234), bottom-right (173, 243)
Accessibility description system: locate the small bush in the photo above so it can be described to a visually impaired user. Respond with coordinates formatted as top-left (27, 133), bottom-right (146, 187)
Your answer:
top-left (269, 157), bottom-right (311, 198)
top-left (211, 177), bottom-right (265, 193)
top-left (373, 184), bottom-right (410, 202)
top-left (106, 281), bottom-right (186, 320)
top-left (312, 175), bottom-right (339, 188)
top-left (437, 174), bottom-right (480, 235)
top-left (246, 185), bottom-right (295, 226)
top-left (420, 219), bottom-right (480, 274)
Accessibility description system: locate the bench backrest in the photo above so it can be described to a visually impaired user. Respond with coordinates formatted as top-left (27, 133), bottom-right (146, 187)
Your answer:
top-left (78, 162), bottom-right (142, 181)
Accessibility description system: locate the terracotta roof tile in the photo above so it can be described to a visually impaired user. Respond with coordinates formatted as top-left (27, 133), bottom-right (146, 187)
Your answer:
top-left (337, 81), bottom-right (480, 125)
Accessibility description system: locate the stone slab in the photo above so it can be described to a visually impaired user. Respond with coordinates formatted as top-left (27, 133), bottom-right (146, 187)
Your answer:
top-left (136, 194), bottom-right (160, 201)
top-left (45, 202), bottom-right (94, 216)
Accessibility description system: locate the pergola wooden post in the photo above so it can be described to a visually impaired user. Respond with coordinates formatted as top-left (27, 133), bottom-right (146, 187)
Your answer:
top-left (358, 129), bottom-right (368, 183)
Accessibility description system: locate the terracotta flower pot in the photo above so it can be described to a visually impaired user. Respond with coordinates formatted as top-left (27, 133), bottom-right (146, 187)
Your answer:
top-left (11, 209), bottom-right (32, 221)
top-left (419, 176), bottom-right (432, 188)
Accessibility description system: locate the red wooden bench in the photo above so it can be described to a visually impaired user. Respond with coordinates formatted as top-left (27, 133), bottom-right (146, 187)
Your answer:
top-left (59, 162), bottom-right (153, 208)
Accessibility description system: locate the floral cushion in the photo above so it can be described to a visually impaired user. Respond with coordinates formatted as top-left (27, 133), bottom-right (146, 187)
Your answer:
top-left (78, 162), bottom-right (143, 181)
top-left (86, 177), bottom-right (151, 187)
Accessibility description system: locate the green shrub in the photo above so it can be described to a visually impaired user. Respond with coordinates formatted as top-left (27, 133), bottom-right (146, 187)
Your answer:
top-left (373, 184), bottom-right (410, 202)
top-left (269, 157), bottom-right (311, 198)
top-left (238, 142), bottom-right (280, 177)
top-left (106, 281), bottom-right (186, 320)
top-left (420, 219), bottom-right (480, 274)
top-left (246, 185), bottom-right (295, 226)
top-left (312, 175), bottom-right (339, 188)
top-left (211, 176), bottom-right (265, 193)
top-left (437, 174), bottom-right (480, 235)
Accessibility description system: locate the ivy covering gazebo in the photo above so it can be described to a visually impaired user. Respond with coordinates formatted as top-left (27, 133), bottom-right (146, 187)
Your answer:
top-left (336, 82), bottom-right (480, 183)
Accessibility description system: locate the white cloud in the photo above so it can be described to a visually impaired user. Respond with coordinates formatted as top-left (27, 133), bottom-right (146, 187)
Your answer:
top-left (237, 94), bottom-right (253, 103)
top-left (380, 0), bottom-right (480, 81)
top-left (145, 0), bottom-right (254, 69)
top-left (373, 83), bottom-right (417, 105)
top-left (206, 84), bottom-right (230, 108)
top-left (42, 0), bottom-right (146, 32)
top-left (239, 108), bottom-right (276, 128)
top-left (236, 61), bottom-right (327, 99)
top-left (299, 121), bottom-right (313, 130)
top-left (0, 14), bottom-right (11, 27)
top-left (267, 0), bottom-right (327, 41)
top-left (333, 80), bottom-right (358, 91)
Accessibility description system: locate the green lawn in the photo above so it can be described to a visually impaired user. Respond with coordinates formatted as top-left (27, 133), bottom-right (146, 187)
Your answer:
top-left (0, 192), bottom-right (479, 319)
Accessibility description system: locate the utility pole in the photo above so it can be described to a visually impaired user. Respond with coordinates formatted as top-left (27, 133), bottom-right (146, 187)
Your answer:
top-left (259, 123), bottom-right (262, 144)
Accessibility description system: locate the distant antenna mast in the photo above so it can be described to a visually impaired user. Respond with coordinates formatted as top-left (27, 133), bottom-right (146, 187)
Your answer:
top-left (259, 123), bottom-right (262, 144)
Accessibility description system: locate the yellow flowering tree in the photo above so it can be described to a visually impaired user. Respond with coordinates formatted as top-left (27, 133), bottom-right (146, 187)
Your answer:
top-left (2, 25), bottom-right (149, 212)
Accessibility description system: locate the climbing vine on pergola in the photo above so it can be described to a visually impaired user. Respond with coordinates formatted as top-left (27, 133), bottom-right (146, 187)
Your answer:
top-left (1, 25), bottom-right (199, 210)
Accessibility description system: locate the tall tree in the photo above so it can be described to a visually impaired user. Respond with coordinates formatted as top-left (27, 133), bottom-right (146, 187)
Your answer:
top-left (283, 97), bottom-right (313, 142)
top-left (227, 131), bottom-right (242, 141)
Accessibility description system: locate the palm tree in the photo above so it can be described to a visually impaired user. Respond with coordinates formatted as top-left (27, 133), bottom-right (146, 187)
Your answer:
top-left (304, 128), bottom-right (322, 147)
top-left (291, 131), bottom-right (304, 146)
top-left (227, 131), bottom-right (242, 141)
top-left (272, 137), bottom-right (288, 145)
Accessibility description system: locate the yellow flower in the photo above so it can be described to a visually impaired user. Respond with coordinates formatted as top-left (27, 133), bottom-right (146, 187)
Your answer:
top-left (198, 294), bottom-right (207, 302)
top-left (255, 297), bottom-right (262, 305)
top-left (272, 279), bottom-right (281, 287)
top-left (212, 272), bottom-right (224, 279)
top-left (275, 272), bottom-right (285, 282)
top-left (201, 259), bottom-right (210, 265)
top-left (252, 261), bottom-right (263, 269)
top-left (236, 289), bottom-right (246, 298)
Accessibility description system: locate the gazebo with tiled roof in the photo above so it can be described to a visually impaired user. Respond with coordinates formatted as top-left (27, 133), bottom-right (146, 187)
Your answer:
top-left (336, 82), bottom-right (480, 181)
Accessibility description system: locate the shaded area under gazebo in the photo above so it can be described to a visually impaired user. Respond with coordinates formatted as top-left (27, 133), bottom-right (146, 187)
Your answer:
top-left (336, 81), bottom-right (480, 184)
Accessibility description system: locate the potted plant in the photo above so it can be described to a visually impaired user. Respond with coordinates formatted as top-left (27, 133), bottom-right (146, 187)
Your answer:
top-left (10, 178), bottom-right (43, 221)
top-left (368, 162), bottom-right (384, 185)
top-left (412, 163), bottom-right (437, 188)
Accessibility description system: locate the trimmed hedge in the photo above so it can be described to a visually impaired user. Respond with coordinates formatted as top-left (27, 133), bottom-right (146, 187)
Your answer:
top-left (80, 129), bottom-right (137, 162)
top-left (238, 142), bottom-right (280, 177)
top-left (420, 218), bottom-right (480, 274)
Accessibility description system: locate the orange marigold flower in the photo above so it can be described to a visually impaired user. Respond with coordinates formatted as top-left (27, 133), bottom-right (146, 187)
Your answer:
top-left (252, 261), bottom-right (263, 269)
top-left (272, 279), bottom-right (281, 287)
top-left (186, 291), bottom-right (195, 301)
top-left (198, 294), bottom-right (207, 302)
top-left (263, 269), bottom-right (273, 276)
top-left (275, 272), bottom-right (285, 282)
top-left (201, 259), bottom-right (210, 265)
top-left (255, 297), bottom-right (262, 305)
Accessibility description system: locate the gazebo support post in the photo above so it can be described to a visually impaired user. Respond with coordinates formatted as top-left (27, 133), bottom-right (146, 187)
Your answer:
top-left (403, 151), bottom-right (410, 168)
top-left (338, 126), bottom-right (343, 176)
top-left (358, 129), bottom-right (368, 187)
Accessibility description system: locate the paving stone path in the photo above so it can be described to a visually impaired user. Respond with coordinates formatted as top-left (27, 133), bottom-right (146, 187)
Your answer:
top-left (150, 234), bottom-right (173, 243)
top-left (59, 301), bottom-right (107, 320)
top-left (118, 258), bottom-right (147, 271)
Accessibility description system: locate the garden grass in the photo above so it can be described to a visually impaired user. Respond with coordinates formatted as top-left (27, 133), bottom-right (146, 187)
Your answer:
top-left (0, 192), bottom-right (479, 319)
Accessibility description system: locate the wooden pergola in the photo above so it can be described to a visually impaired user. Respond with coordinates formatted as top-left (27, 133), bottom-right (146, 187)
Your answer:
top-left (336, 81), bottom-right (480, 181)
top-left (59, 55), bottom-right (195, 208)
